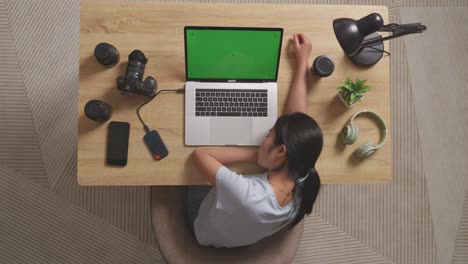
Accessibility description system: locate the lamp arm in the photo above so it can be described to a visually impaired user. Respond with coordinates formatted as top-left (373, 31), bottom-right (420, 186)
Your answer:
top-left (378, 23), bottom-right (426, 34)
top-left (362, 23), bottom-right (427, 47)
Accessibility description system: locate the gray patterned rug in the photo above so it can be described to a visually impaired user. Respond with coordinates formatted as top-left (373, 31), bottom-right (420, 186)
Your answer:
top-left (401, 6), bottom-right (468, 264)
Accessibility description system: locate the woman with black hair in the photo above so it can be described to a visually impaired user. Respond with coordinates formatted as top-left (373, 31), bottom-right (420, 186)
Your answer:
top-left (187, 33), bottom-right (323, 247)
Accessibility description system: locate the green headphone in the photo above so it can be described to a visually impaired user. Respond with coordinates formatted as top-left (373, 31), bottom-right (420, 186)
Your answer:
top-left (340, 110), bottom-right (388, 158)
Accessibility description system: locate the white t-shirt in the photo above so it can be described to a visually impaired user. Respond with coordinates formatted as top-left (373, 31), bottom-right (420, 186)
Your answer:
top-left (194, 166), bottom-right (297, 248)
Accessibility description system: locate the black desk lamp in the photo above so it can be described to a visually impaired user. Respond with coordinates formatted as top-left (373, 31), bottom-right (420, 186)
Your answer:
top-left (333, 13), bottom-right (426, 66)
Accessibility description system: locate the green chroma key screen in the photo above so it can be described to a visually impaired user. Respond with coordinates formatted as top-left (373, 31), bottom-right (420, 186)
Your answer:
top-left (185, 27), bottom-right (283, 81)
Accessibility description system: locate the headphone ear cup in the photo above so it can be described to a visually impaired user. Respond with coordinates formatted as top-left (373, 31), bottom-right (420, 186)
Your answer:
top-left (355, 141), bottom-right (375, 158)
top-left (341, 124), bottom-right (359, 145)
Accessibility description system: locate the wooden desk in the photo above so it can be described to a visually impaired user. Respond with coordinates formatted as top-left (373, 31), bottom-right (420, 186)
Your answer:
top-left (79, 2), bottom-right (391, 185)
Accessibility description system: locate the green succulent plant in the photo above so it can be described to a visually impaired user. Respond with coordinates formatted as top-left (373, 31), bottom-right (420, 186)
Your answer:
top-left (337, 78), bottom-right (371, 106)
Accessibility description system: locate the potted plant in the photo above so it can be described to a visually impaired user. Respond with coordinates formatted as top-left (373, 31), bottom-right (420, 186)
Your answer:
top-left (337, 78), bottom-right (371, 107)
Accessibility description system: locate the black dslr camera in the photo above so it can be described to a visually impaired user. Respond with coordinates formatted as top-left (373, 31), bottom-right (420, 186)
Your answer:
top-left (117, 50), bottom-right (157, 97)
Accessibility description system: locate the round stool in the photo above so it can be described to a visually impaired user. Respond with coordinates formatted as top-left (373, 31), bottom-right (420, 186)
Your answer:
top-left (150, 186), bottom-right (304, 264)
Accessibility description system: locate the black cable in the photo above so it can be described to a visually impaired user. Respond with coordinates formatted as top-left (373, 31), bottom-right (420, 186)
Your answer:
top-left (137, 88), bottom-right (185, 133)
top-left (366, 44), bottom-right (391, 56)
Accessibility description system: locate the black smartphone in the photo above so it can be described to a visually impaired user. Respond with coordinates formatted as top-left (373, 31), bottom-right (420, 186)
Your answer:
top-left (106, 121), bottom-right (130, 166)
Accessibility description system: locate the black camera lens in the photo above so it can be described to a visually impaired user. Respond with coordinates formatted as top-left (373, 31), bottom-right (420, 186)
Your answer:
top-left (129, 50), bottom-right (148, 64)
top-left (312, 55), bottom-right (335, 77)
top-left (126, 50), bottom-right (148, 81)
top-left (84, 100), bottom-right (112, 122)
top-left (94, 43), bottom-right (120, 67)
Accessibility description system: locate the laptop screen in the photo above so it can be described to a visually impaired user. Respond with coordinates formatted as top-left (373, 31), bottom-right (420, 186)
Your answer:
top-left (185, 27), bottom-right (283, 82)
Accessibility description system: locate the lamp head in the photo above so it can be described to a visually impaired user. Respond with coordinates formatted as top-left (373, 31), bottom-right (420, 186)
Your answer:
top-left (333, 13), bottom-right (384, 56)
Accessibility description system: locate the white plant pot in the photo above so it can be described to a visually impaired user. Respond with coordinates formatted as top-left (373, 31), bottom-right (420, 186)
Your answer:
top-left (338, 92), bottom-right (361, 108)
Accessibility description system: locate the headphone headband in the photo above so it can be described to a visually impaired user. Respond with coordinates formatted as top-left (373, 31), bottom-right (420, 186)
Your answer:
top-left (349, 110), bottom-right (388, 149)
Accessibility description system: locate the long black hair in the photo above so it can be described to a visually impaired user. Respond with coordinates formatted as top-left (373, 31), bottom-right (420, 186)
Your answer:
top-left (273, 112), bottom-right (323, 228)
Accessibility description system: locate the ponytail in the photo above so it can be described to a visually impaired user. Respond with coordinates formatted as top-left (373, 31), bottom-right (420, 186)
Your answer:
top-left (273, 113), bottom-right (323, 229)
top-left (288, 168), bottom-right (321, 228)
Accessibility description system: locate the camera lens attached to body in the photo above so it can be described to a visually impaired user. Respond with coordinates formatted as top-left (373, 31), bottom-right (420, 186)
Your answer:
top-left (117, 50), bottom-right (157, 97)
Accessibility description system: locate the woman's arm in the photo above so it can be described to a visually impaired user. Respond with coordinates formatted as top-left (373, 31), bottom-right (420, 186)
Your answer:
top-left (191, 147), bottom-right (258, 185)
top-left (284, 33), bottom-right (312, 115)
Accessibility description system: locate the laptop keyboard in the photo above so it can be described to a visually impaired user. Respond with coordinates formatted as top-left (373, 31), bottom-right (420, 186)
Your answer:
top-left (195, 89), bottom-right (268, 117)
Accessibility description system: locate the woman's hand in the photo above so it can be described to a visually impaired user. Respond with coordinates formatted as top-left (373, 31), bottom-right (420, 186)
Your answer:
top-left (292, 33), bottom-right (312, 68)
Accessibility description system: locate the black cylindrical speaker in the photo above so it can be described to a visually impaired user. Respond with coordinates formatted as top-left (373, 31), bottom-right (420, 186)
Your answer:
top-left (311, 55), bottom-right (335, 77)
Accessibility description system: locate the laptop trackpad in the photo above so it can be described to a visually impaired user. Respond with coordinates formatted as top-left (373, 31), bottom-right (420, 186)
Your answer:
top-left (210, 118), bottom-right (253, 145)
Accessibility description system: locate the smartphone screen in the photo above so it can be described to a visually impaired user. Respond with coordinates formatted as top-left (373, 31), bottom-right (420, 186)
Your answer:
top-left (106, 121), bottom-right (130, 166)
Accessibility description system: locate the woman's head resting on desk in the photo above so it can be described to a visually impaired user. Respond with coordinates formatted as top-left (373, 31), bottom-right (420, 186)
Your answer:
top-left (258, 112), bottom-right (323, 227)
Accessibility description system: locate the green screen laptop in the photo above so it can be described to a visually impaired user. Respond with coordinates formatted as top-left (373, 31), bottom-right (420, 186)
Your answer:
top-left (184, 26), bottom-right (283, 146)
